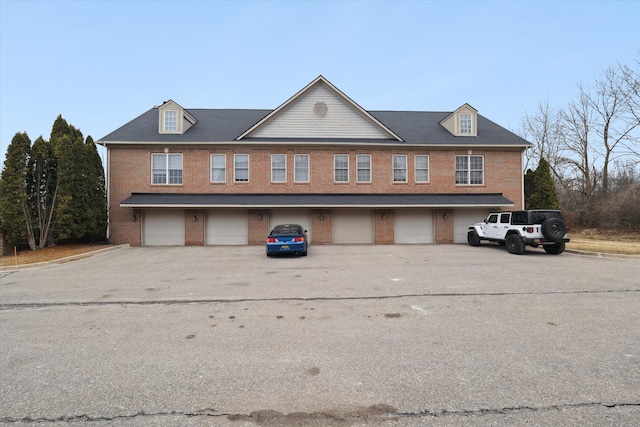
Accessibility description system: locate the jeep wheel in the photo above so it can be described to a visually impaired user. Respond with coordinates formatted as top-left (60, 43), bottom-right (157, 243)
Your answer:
top-left (544, 242), bottom-right (565, 254)
top-left (467, 230), bottom-right (481, 246)
top-left (506, 234), bottom-right (525, 254)
top-left (542, 217), bottom-right (567, 243)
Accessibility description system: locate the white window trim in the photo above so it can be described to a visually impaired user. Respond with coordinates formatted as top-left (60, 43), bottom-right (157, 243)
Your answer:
top-left (162, 110), bottom-right (180, 133)
top-left (334, 154), bottom-right (349, 183)
top-left (271, 154), bottom-right (287, 183)
top-left (210, 153), bottom-right (226, 183)
top-left (356, 154), bottom-right (372, 183)
top-left (455, 154), bottom-right (484, 185)
top-left (294, 154), bottom-right (310, 183)
top-left (151, 153), bottom-right (183, 185)
top-left (415, 155), bottom-right (430, 183)
top-left (392, 154), bottom-right (408, 183)
top-left (234, 154), bottom-right (249, 183)
top-left (459, 113), bottom-right (472, 135)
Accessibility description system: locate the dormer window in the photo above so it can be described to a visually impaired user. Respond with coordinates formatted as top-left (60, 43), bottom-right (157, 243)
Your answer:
top-left (439, 103), bottom-right (477, 137)
top-left (158, 100), bottom-right (197, 134)
top-left (460, 114), bottom-right (472, 134)
top-left (164, 111), bottom-right (177, 132)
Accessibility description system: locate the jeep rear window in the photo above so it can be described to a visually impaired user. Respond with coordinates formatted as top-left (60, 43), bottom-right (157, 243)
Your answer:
top-left (511, 212), bottom-right (528, 225)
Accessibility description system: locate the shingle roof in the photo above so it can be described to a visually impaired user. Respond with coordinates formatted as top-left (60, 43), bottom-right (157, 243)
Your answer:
top-left (120, 193), bottom-right (514, 208)
top-left (99, 107), bottom-right (531, 147)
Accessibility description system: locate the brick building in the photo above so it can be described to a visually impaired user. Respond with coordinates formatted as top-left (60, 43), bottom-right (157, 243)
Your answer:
top-left (97, 76), bottom-right (530, 246)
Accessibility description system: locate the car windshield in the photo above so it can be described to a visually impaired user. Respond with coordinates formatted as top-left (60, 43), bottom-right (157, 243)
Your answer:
top-left (270, 225), bottom-right (302, 235)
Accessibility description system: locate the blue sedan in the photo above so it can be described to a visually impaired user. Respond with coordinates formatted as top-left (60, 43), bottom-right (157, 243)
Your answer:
top-left (266, 224), bottom-right (308, 257)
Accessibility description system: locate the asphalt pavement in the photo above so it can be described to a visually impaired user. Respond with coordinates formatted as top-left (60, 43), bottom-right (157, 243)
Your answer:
top-left (1, 244), bottom-right (639, 426)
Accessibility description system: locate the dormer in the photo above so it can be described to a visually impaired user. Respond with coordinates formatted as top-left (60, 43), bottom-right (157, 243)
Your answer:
top-left (440, 103), bottom-right (478, 137)
top-left (158, 100), bottom-right (197, 134)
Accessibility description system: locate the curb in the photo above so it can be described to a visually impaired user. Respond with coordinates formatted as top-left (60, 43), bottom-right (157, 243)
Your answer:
top-left (564, 248), bottom-right (640, 260)
top-left (0, 244), bottom-right (130, 272)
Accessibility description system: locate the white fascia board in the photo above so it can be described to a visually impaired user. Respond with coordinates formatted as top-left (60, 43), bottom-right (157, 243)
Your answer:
top-left (99, 140), bottom-right (529, 149)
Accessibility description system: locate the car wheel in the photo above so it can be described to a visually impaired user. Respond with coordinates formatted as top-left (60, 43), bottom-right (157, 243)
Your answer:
top-left (544, 242), bottom-right (565, 254)
top-left (542, 218), bottom-right (567, 243)
top-left (506, 234), bottom-right (525, 255)
top-left (467, 230), bottom-right (481, 246)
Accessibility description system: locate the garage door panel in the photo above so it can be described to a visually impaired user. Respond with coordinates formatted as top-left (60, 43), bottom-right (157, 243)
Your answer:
top-left (395, 209), bottom-right (433, 244)
top-left (333, 210), bottom-right (373, 244)
top-left (206, 210), bottom-right (248, 245)
top-left (453, 209), bottom-right (491, 243)
top-left (144, 209), bottom-right (185, 246)
top-left (269, 210), bottom-right (312, 243)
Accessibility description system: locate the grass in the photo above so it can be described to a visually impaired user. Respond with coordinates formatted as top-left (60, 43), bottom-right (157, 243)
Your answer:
top-left (567, 230), bottom-right (640, 256)
top-left (0, 243), bottom-right (113, 267)
top-left (1, 231), bottom-right (639, 267)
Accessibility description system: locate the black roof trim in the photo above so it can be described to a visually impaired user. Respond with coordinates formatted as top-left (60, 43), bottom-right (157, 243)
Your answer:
top-left (120, 193), bottom-right (514, 208)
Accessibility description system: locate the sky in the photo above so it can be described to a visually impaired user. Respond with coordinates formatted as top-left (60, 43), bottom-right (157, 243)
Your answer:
top-left (1, 0), bottom-right (639, 168)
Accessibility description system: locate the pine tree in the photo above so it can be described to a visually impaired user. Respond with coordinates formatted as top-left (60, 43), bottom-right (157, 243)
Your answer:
top-left (529, 157), bottom-right (559, 209)
top-left (0, 132), bottom-right (34, 248)
top-left (82, 136), bottom-right (107, 241)
top-left (30, 136), bottom-right (58, 247)
top-left (524, 169), bottom-right (536, 209)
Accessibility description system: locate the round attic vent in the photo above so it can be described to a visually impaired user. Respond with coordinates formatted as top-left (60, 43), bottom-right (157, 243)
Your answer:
top-left (313, 102), bottom-right (328, 118)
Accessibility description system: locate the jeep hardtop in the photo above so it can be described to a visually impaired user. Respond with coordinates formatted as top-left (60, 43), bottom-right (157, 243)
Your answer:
top-left (468, 210), bottom-right (570, 254)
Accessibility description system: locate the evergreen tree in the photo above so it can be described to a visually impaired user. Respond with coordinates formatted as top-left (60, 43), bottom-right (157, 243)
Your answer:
top-left (0, 132), bottom-right (33, 248)
top-left (82, 136), bottom-right (108, 241)
top-left (30, 136), bottom-right (58, 247)
top-left (528, 157), bottom-right (559, 209)
top-left (524, 169), bottom-right (536, 209)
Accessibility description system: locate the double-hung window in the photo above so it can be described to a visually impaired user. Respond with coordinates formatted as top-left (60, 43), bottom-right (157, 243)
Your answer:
top-left (294, 154), bottom-right (309, 183)
top-left (152, 153), bottom-right (182, 185)
top-left (356, 154), bottom-right (371, 183)
top-left (460, 113), bottom-right (472, 134)
top-left (271, 154), bottom-right (286, 183)
top-left (234, 154), bottom-right (249, 182)
top-left (393, 155), bottom-right (407, 183)
top-left (455, 155), bottom-right (484, 185)
top-left (164, 111), bottom-right (177, 132)
top-left (334, 154), bottom-right (349, 183)
top-left (415, 155), bottom-right (429, 183)
top-left (210, 154), bottom-right (226, 183)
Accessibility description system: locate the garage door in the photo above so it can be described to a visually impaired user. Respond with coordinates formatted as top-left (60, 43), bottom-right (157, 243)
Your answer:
top-left (333, 210), bottom-right (373, 244)
top-left (143, 209), bottom-right (185, 246)
top-left (269, 209), bottom-right (312, 243)
top-left (453, 209), bottom-right (491, 243)
top-left (395, 209), bottom-right (434, 243)
top-left (206, 209), bottom-right (248, 245)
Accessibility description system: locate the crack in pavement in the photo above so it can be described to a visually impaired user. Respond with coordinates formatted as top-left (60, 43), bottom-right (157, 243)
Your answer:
top-left (1, 402), bottom-right (638, 424)
top-left (1, 288), bottom-right (638, 311)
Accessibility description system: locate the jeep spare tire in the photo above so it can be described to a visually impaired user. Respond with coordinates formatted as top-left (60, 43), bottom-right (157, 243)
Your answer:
top-left (542, 217), bottom-right (567, 243)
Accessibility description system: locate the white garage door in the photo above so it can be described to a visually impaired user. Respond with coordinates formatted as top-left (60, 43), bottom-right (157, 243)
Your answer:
top-left (453, 209), bottom-right (491, 243)
top-left (269, 210), bottom-right (312, 243)
top-left (395, 209), bottom-right (434, 244)
top-left (143, 209), bottom-right (185, 246)
top-left (206, 209), bottom-right (248, 245)
top-left (333, 210), bottom-right (374, 244)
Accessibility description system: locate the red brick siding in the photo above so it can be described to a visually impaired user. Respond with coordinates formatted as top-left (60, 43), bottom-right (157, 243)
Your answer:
top-left (107, 146), bottom-right (523, 245)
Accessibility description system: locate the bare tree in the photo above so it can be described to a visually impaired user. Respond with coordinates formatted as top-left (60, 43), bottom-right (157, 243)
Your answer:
top-left (585, 65), bottom-right (640, 200)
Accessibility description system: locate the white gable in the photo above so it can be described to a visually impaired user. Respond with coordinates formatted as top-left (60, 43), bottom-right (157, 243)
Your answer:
top-left (240, 77), bottom-right (401, 140)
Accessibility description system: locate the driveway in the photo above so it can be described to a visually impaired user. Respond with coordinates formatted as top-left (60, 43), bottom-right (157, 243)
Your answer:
top-left (1, 245), bottom-right (639, 426)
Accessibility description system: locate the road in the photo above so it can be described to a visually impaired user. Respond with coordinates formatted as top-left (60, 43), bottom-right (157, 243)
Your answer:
top-left (1, 245), bottom-right (639, 426)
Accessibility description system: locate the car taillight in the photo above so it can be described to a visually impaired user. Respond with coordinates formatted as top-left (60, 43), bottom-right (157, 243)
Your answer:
top-left (522, 227), bottom-right (535, 233)
top-left (292, 237), bottom-right (305, 242)
top-left (267, 238), bottom-right (278, 243)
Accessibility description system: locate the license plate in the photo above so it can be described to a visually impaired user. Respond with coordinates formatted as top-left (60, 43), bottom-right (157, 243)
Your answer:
top-left (281, 245), bottom-right (289, 250)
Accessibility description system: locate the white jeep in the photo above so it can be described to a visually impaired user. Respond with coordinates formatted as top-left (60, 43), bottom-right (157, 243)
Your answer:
top-left (468, 210), bottom-right (570, 255)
